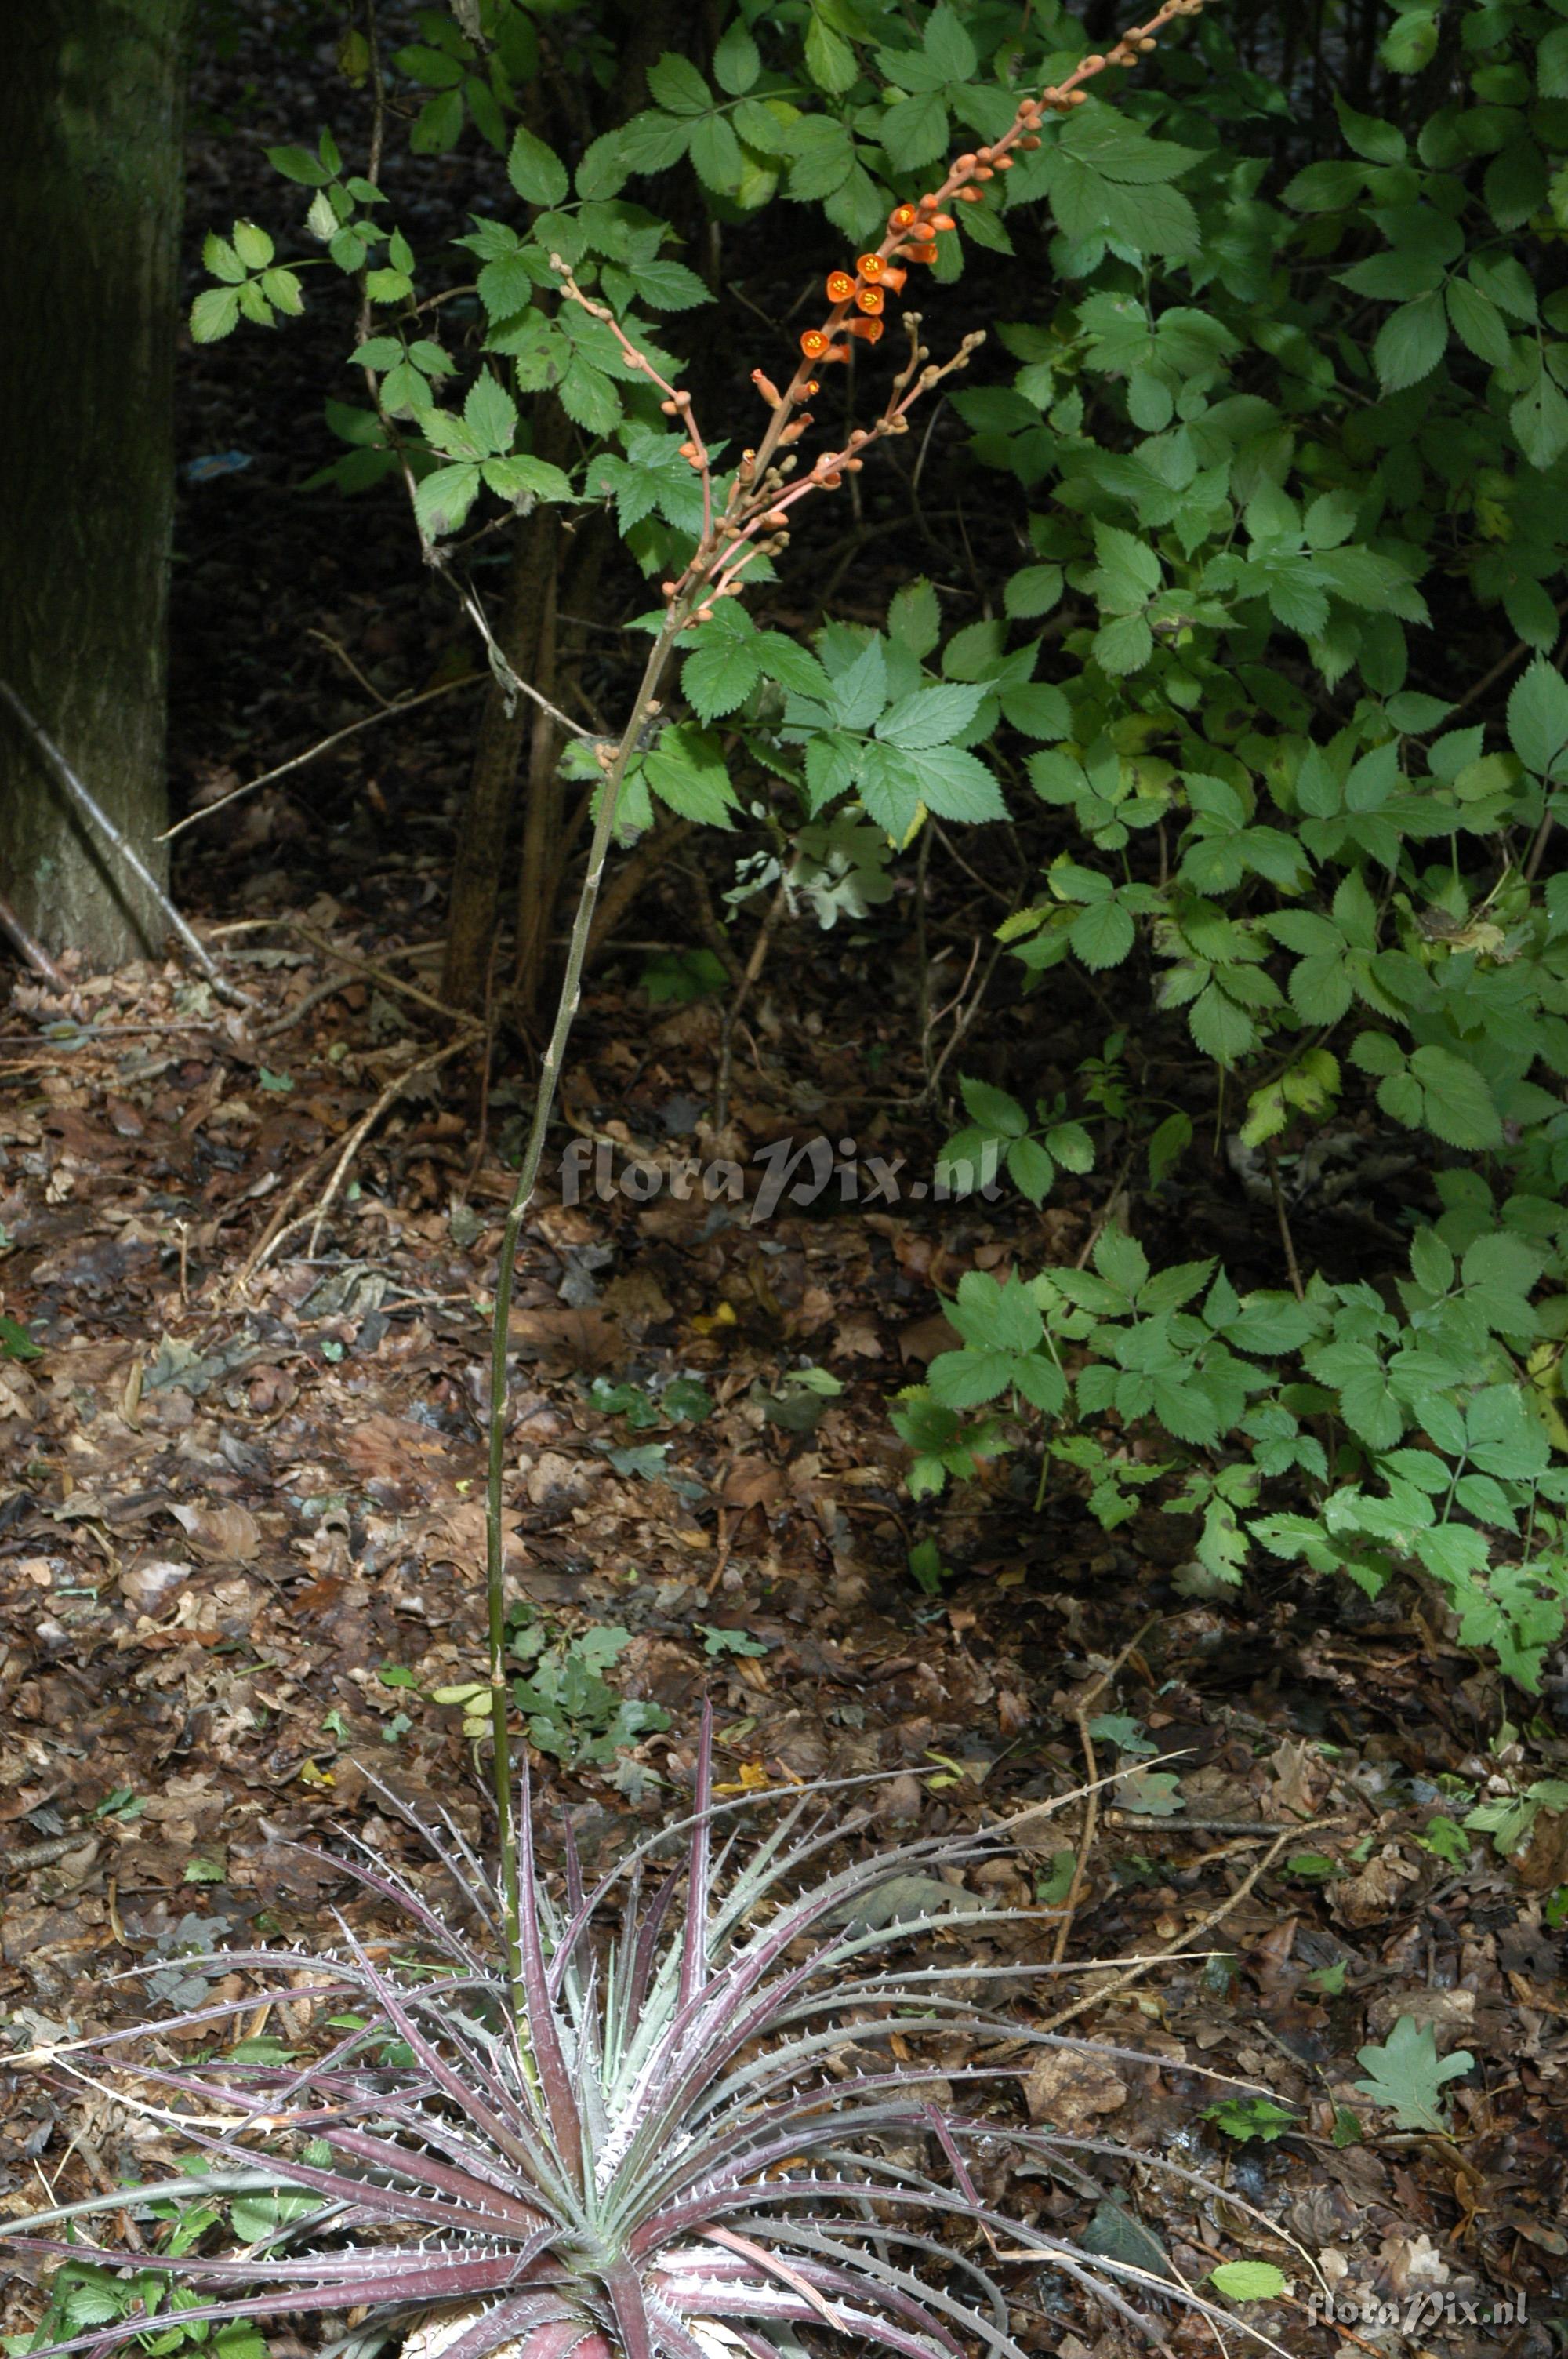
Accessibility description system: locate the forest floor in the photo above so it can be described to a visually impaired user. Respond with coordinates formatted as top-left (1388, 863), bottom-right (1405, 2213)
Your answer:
top-left (2, 8), bottom-right (1567, 2358)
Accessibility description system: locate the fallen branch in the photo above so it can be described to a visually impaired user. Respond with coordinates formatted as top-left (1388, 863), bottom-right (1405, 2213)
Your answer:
top-left (0, 679), bottom-right (252, 1005)
top-left (0, 889), bottom-right (67, 990)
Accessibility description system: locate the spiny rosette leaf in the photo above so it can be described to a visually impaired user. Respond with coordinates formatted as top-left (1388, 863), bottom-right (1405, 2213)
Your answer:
top-left (4, 1728), bottom-right (1286, 2359)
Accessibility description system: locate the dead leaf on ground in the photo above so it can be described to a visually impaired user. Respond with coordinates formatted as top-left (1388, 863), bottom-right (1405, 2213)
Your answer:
top-left (1022, 2049), bottom-right (1128, 2129)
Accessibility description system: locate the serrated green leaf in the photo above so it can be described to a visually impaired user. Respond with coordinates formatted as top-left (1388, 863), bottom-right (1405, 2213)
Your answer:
top-left (958, 1077), bottom-right (1028, 1138)
top-left (684, 630), bottom-right (762, 722)
top-left (647, 53), bottom-right (712, 114)
top-left (1070, 898), bottom-right (1136, 969)
top-left (1508, 657), bottom-right (1568, 776)
top-left (191, 285), bottom-right (241, 343)
top-left (877, 682), bottom-right (985, 752)
top-left (887, 578), bottom-right (942, 659)
top-left (1353, 2016), bottom-right (1473, 2132)
top-left (643, 725), bottom-right (737, 827)
top-left (1374, 293), bottom-right (1448, 392)
top-left (268, 144), bottom-right (332, 186)
top-left (1210, 2262), bottom-right (1288, 2303)
top-left (463, 371), bottom-right (517, 455)
top-left (413, 460), bottom-right (481, 538)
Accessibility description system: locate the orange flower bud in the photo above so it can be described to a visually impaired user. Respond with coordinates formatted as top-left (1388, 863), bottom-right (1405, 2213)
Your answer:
top-left (953, 152), bottom-right (977, 171)
top-left (801, 379), bottom-right (820, 398)
top-left (957, 187), bottom-right (983, 202)
top-left (993, 153), bottom-right (1014, 169)
top-left (819, 470), bottom-right (843, 489)
top-left (1020, 133), bottom-right (1042, 147)
top-left (818, 343), bottom-right (851, 364)
top-left (928, 213), bottom-right (956, 232)
top-left (855, 285), bottom-right (884, 314)
top-left (826, 269), bottom-right (855, 304)
top-left (750, 369), bottom-right (782, 407)
top-left (888, 203), bottom-right (918, 231)
top-left (779, 414), bottom-right (813, 443)
top-left (848, 315), bottom-right (884, 341)
top-left (856, 253), bottom-right (886, 282)
top-left (881, 264), bottom-right (907, 293)
top-left (764, 508), bottom-right (789, 529)
top-left (800, 328), bottom-right (829, 360)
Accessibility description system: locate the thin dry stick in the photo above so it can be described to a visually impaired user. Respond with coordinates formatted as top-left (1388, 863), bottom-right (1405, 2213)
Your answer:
top-left (300, 1033), bottom-right (478, 1259)
top-left (233, 1031), bottom-right (477, 1288)
top-left (285, 921), bottom-right (475, 1027)
top-left (1051, 1616), bottom-right (1159, 1965)
top-left (450, 579), bottom-right (595, 741)
top-left (0, 891), bottom-right (67, 989)
top-left (715, 875), bottom-right (790, 1131)
top-left (1038, 1823), bottom-right (1319, 2036)
top-left (1269, 1151), bottom-right (1306, 1301)
top-left (0, 678), bottom-right (251, 1005)
top-left (161, 677), bottom-right (481, 843)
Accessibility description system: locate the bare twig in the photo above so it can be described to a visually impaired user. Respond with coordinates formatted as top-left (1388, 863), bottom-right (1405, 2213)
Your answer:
top-left (160, 677), bottom-right (481, 843)
top-left (307, 626), bottom-right (396, 709)
top-left (235, 1030), bottom-right (479, 1287)
top-left (0, 678), bottom-right (252, 1005)
top-left (285, 921), bottom-right (476, 1028)
top-left (716, 875), bottom-right (789, 1131)
top-left (1051, 1617), bottom-right (1159, 1965)
top-left (449, 578), bottom-right (596, 740)
top-left (1269, 1150), bottom-right (1305, 1302)
top-left (1039, 1823), bottom-right (1321, 2035)
top-left (0, 891), bottom-right (67, 988)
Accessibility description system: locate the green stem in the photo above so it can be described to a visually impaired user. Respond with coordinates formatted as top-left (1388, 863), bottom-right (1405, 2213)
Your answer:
top-left (485, 618), bottom-right (681, 1994)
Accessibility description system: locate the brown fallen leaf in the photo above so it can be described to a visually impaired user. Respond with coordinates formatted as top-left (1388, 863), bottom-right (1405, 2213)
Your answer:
top-left (722, 1459), bottom-right (784, 1510)
top-left (1022, 2049), bottom-right (1128, 2130)
top-left (168, 1499), bottom-right (262, 1559)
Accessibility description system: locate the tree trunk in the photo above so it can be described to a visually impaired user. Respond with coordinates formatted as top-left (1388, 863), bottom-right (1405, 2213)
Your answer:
top-left (0, 0), bottom-right (187, 969)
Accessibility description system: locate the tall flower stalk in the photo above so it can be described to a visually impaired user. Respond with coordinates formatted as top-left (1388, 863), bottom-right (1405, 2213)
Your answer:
top-left (477, 0), bottom-right (1206, 1962)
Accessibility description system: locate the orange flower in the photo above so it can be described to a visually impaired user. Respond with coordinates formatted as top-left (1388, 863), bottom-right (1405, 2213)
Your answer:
top-left (826, 269), bottom-right (855, 304)
top-left (855, 285), bottom-right (884, 314)
top-left (817, 343), bottom-right (851, 364)
top-left (800, 328), bottom-right (829, 359)
top-left (907, 241), bottom-right (939, 264)
top-left (857, 253), bottom-right (887, 282)
top-left (881, 264), bottom-right (907, 293)
top-left (848, 316), bottom-right (884, 342)
top-left (801, 379), bottom-right (820, 398)
top-left (888, 202), bottom-right (918, 231)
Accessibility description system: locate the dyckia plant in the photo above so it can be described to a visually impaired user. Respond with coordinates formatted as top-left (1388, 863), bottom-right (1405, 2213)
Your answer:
top-left (7, 1717), bottom-right (1297, 2359)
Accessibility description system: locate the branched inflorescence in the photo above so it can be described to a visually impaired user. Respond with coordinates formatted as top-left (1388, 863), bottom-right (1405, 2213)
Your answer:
top-left (554, 0), bottom-right (1203, 630)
